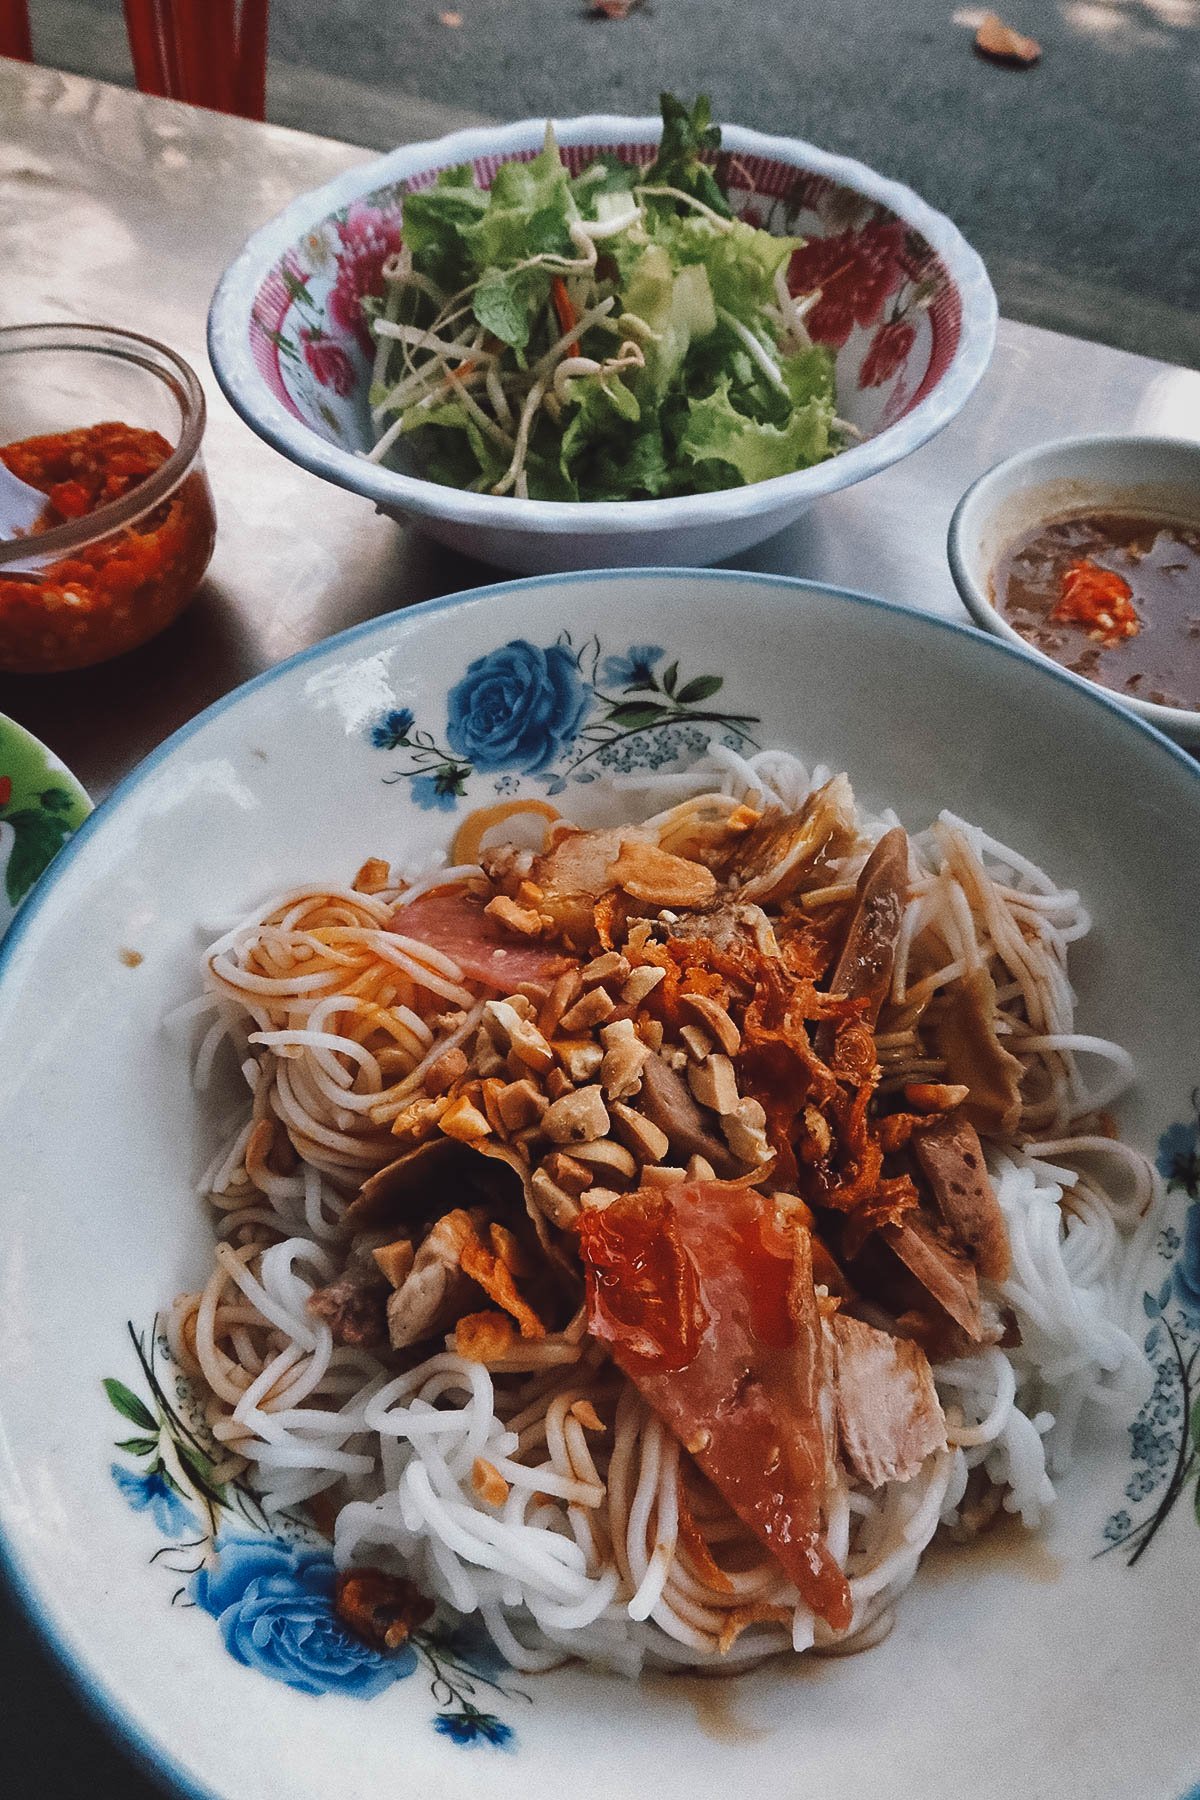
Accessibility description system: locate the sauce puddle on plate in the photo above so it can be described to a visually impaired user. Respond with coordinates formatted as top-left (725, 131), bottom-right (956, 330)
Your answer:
top-left (919, 1512), bottom-right (1064, 1588)
top-left (993, 511), bottom-right (1200, 711)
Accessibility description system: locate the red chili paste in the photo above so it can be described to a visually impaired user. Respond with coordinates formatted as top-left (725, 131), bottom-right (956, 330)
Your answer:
top-left (0, 422), bottom-right (215, 673)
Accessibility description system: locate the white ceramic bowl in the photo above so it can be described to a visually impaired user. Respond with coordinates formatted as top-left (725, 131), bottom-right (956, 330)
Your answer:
top-left (208, 116), bottom-right (996, 573)
top-left (2, 568), bottom-right (1200, 1800)
top-left (948, 433), bottom-right (1200, 746)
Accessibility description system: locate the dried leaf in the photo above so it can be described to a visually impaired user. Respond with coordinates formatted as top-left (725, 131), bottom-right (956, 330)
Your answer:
top-left (590, 0), bottom-right (642, 17)
top-left (439, 9), bottom-right (462, 23)
top-left (974, 12), bottom-right (1041, 64)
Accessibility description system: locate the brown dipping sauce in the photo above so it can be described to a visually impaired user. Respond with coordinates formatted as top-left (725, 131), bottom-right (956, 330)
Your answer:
top-left (993, 511), bottom-right (1200, 711)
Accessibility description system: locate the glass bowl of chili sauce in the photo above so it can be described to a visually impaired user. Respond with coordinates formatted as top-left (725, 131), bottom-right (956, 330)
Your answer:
top-left (0, 324), bottom-right (217, 674)
top-left (948, 434), bottom-right (1200, 747)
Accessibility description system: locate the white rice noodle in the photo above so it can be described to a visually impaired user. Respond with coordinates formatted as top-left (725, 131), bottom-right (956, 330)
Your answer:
top-left (173, 747), bottom-right (1156, 1676)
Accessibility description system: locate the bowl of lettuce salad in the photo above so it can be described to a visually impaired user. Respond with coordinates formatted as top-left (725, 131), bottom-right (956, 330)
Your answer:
top-left (210, 97), bottom-right (996, 573)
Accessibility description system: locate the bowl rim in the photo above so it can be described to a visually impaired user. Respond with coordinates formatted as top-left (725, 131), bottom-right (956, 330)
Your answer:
top-left (946, 431), bottom-right (1200, 737)
top-left (2, 563), bottom-right (1200, 1800)
top-left (207, 113), bottom-right (997, 534)
top-left (0, 322), bottom-right (208, 570)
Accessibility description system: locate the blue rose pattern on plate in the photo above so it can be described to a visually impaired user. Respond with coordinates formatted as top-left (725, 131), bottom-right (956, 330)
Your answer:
top-left (1100, 1090), bottom-right (1200, 1564)
top-left (106, 1322), bottom-right (523, 1745)
top-left (367, 632), bottom-right (760, 805)
top-left (192, 1538), bottom-right (410, 1700)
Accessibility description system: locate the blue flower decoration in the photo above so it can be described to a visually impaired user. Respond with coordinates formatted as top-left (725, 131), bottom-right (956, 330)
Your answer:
top-left (1174, 1201), bottom-right (1200, 1324)
top-left (447, 641), bottom-right (590, 774)
top-left (434, 1708), bottom-right (514, 1748)
top-left (370, 708), bottom-right (415, 750)
top-left (111, 1464), bottom-right (196, 1537)
top-left (1156, 1118), bottom-right (1200, 1191)
top-left (601, 643), bottom-right (664, 687)
top-left (1103, 1510), bottom-right (1132, 1542)
top-left (411, 771), bottom-right (461, 812)
top-left (191, 1537), bottom-right (416, 1699)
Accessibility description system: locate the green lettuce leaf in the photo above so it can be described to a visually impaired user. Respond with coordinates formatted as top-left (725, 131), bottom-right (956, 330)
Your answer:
top-left (401, 178), bottom-right (489, 289)
top-left (643, 93), bottom-right (731, 219)
top-left (621, 246), bottom-right (717, 395)
top-left (652, 214), bottom-right (800, 324)
top-left (476, 131), bottom-right (576, 268)
top-left (571, 154), bottom-right (639, 214)
top-left (678, 376), bottom-right (833, 486)
top-left (472, 265), bottom-right (551, 349)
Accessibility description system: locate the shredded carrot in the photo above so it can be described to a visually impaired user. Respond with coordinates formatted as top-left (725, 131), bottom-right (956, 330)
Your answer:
top-left (441, 357), bottom-right (478, 392)
top-left (551, 277), bottom-right (580, 356)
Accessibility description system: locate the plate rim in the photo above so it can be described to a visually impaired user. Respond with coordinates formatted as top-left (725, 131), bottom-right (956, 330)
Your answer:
top-left (1, 562), bottom-right (1198, 1800)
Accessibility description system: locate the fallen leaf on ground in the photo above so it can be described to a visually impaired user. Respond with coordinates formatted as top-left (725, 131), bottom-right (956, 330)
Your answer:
top-left (439, 9), bottom-right (462, 23)
top-left (590, 0), bottom-right (643, 17)
top-left (974, 12), bottom-right (1041, 63)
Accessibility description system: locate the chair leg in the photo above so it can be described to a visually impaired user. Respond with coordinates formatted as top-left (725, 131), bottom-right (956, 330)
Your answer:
top-left (0, 0), bottom-right (34, 61)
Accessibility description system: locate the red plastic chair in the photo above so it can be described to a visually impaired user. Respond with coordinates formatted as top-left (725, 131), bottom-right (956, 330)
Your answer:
top-left (122, 0), bottom-right (268, 119)
top-left (0, 0), bottom-right (33, 61)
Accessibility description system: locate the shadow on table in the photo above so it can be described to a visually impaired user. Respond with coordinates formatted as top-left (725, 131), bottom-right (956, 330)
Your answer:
top-left (0, 529), bottom-right (493, 798)
top-left (0, 1577), bottom-right (163, 1800)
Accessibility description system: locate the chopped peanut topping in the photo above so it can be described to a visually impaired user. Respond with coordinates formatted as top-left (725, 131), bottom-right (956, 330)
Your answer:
top-left (542, 1083), bottom-right (611, 1144)
top-left (456, 1309), bottom-right (517, 1361)
top-left (472, 1457), bottom-right (510, 1506)
top-left (680, 991), bottom-right (742, 1055)
top-left (559, 986), bottom-right (616, 1032)
top-left (687, 1052), bottom-right (740, 1116)
top-left (484, 894), bottom-right (545, 938)
top-left (423, 1046), bottom-right (469, 1095)
top-left (439, 1092), bottom-right (493, 1142)
top-left (372, 1238), bottom-right (416, 1288)
top-left (353, 857), bottom-right (392, 894)
top-left (544, 1150), bottom-right (596, 1196)
top-left (529, 1166), bottom-right (581, 1228)
top-left (622, 965), bottom-right (665, 1005)
top-left (493, 1077), bottom-right (547, 1134)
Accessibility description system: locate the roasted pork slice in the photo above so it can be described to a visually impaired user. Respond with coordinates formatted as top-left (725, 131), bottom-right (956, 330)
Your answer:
top-left (882, 1210), bottom-right (984, 1340)
top-left (390, 888), bottom-right (575, 993)
top-left (832, 1312), bottom-right (946, 1487)
top-left (721, 775), bottom-right (859, 905)
top-left (911, 1113), bottom-right (1011, 1281)
top-left (669, 899), bottom-right (781, 957)
top-left (636, 1052), bottom-right (742, 1176)
top-left (386, 1208), bottom-right (488, 1349)
top-left (826, 827), bottom-right (909, 1023)
top-left (307, 1255), bottom-right (389, 1348)
top-left (522, 825), bottom-right (645, 948)
top-left (580, 1181), bottom-right (852, 1631)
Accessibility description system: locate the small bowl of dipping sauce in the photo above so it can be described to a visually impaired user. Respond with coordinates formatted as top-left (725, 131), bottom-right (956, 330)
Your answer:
top-left (0, 323), bottom-right (217, 674)
top-left (948, 435), bottom-right (1200, 745)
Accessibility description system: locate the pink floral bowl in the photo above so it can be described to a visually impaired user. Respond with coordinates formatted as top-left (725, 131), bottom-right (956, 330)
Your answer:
top-left (208, 115), bottom-right (997, 573)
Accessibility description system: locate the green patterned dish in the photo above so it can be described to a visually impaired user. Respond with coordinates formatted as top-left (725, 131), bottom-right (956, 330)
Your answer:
top-left (0, 712), bottom-right (91, 940)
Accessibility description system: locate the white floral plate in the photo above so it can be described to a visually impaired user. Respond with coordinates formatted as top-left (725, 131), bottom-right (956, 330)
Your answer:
top-left (0, 569), bottom-right (1198, 1800)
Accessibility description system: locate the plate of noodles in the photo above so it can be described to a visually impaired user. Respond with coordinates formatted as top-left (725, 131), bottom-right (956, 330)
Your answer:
top-left (1, 568), bottom-right (1198, 1800)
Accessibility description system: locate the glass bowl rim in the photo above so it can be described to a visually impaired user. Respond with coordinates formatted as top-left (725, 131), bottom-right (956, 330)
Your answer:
top-left (0, 322), bottom-right (207, 571)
